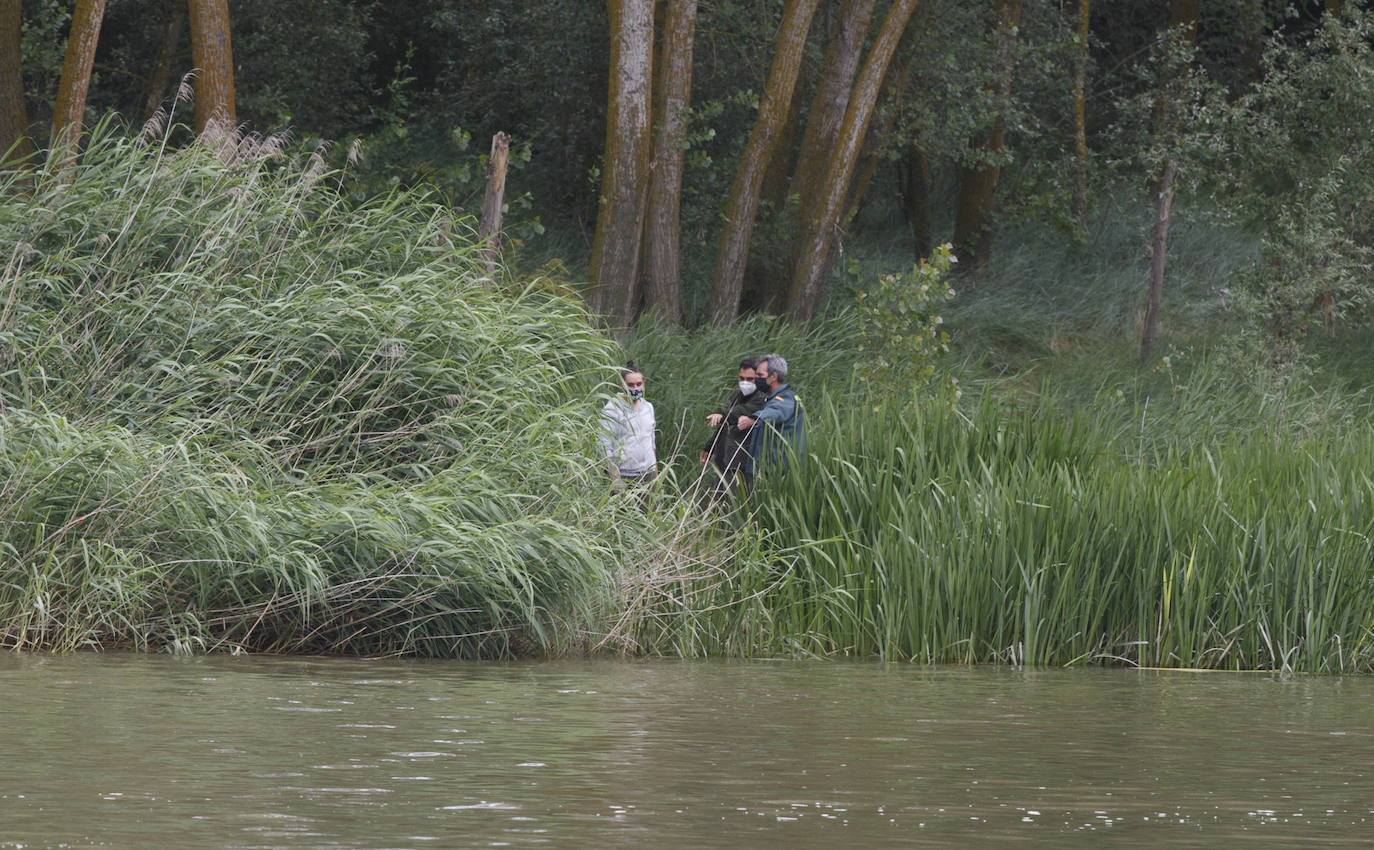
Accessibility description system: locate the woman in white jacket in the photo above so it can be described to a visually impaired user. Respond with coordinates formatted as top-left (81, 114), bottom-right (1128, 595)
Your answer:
top-left (598, 362), bottom-right (657, 485)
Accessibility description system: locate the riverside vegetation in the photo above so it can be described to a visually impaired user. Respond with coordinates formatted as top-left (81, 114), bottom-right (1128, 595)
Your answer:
top-left (4, 126), bottom-right (1374, 672)
top-left (0, 122), bottom-right (740, 657)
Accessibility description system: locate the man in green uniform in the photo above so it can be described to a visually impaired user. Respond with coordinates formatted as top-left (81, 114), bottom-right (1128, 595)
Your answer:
top-left (738, 353), bottom-right (804, 482)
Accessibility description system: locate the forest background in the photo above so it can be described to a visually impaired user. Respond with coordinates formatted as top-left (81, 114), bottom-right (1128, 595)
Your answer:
top-left (4, 0), bottom-right (1374, 669)
top-left (7, 0), bottom-right (1370, 343)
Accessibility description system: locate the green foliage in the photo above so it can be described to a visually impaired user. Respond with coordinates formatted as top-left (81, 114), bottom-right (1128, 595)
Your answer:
top-left (0, 122), bottom-right (719, 657)
top-left (336, 39), bottom-right (544, 245)
top-left (660, 384), bottom-right (1374, 672)
top-left (229, 0), bottom-right (380, 136)
top-left (855, 243), bottom-right (958, 408)
top-left (18, 0), bottom-right (71, 127)
top-left (1210, 10), bottom-right (1374, 367)
top-left (15, 0), bottom-right (1374, 672)
top-left (380, 0), bottom-right (609, 216)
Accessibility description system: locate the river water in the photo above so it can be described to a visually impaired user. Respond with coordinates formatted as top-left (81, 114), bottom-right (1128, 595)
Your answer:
top-left (2, 655), bottom-right (1372, 848)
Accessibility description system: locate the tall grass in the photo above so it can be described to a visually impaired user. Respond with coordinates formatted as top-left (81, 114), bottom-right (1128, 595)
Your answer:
top-left (659, 383), bottom-right (1374, 671)
top-left (576, 187), bottom-right (1374, 671)
top-left (0, 119), bottom-right (735, 656)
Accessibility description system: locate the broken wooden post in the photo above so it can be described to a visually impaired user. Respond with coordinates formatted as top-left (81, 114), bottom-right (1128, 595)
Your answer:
top-left (478, 132), bottom-right (510, 276)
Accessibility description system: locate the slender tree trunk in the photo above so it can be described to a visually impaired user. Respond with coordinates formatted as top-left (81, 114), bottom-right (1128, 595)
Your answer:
top-left (787, 0), bottom-right (919, 323)
top-left (707, 0), bottom-right (820, 325)
top-left (478, 132), bottom-right (510, 276)
top-left (1072, 0), bottom-right (1091, 223)
top-left (951, 0), bottom-right (1022, 277)
top-left (0, 0), bottom-right (33, 168)
top-left (142, 0), bottom-right (186, 121)
top-left (588, 0), bottom-right (655, 327)
top-left (187, 0), bottom-right (236, 134)
top-left (1139, 0), bottom-right (1201, 362)
top-left (641, 0), bottom-right (698, 325)
top-left (51, 0), bottom-right (107, 156)
top-left (1141, 160), bottom-right (1177, 362)
top-left (843, 38), bottom-right (913, 233)
top-left (787, 0), bottom-right (877, 257)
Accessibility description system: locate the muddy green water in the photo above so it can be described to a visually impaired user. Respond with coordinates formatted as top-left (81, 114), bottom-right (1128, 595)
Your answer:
top-left (2, 655), bottom-right (1372, 848)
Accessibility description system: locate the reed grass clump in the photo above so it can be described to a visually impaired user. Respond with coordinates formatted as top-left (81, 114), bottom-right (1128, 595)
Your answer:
top-left (0, 122), bottom-right (701, 656)
top-left (671, 387), bottom-right (1374, 672)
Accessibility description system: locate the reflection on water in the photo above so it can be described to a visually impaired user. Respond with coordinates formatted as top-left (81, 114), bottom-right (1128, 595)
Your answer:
top-left (2, 655), bottom-right (1372, 848)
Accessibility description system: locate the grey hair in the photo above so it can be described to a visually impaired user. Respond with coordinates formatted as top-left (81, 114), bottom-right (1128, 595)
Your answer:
top-left (759, 353), bottom-right (788, 381)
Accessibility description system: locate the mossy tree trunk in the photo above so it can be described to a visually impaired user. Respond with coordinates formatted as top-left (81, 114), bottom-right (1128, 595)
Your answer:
top-left (783, 0), bottom-right (878, 307)
top-left (1140, 0), bottom-right (1201, 363)
top-left (951, 0), bottom-right (1022, 278)
top-left (51, 0), bottom-right (107, 156)
top-left (641, 0), bottom-right (698, 325)
top-left (588, 0), bottom-right (655, 328)
top-left (787, 0), bottom-right (919, 323)
top-left (843, 34), bottom-right (913, 236)
top-left (188, 0), bottom-right (236, 133)
top-left (0, 0), bottom-right (32, 168)
top-left (707, 0), bottom-right (820, 325)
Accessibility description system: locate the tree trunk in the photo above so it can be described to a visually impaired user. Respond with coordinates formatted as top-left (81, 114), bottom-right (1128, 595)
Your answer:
top-left (142, 0), bottom-right (186, 122)
top-left (187, 0), bottom-right (236, 134)
top-left (707, 0), bottom-right (821, 325)
top-left (842, 37), bottom-right (913, 234)
top-left (787, 0), bottom-right (878, 267)
top-left (1139, 0), bottom-right (1200, 362)
top-left (0, 0), bottom-right (32, 168)
top-left (478, 131), bottom-right (510, 276)
top-left (787, 0), bottom-right (919, 323)
top-left (1141, 159), bottom-right (1177, 362)
top-left (1072, 0), bottom-right (1091, 223)
top-left (641, 0), bottom-right (698, 325)
top-left (951, 0), bottom-right (1022, 277)
top-left (51, 0), bottom-right (107, 156)
top-left (588, 0), bottom-right (655, 328)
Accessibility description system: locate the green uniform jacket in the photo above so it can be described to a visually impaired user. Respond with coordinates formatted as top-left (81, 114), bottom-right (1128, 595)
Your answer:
top-left (744, 382), bottom-right (804, 476)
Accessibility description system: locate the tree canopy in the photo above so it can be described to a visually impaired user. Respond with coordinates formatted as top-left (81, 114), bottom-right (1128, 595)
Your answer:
top-left (6, 0), bottom-right (1372, 353)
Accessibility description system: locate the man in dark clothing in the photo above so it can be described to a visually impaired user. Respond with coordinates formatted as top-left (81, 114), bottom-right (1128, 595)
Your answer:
top-left (699, 358), bottom-right (766, 499)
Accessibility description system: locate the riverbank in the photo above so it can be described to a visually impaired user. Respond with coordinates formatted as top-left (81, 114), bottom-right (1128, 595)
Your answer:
top-left (4, 129), bottom-right (1372, 671)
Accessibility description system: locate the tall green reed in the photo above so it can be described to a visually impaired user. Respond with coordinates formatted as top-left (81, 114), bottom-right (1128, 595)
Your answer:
top-left (0, 119), bottom-right (712, 656)
top-left (659, 383), bottom-right (1374, 672)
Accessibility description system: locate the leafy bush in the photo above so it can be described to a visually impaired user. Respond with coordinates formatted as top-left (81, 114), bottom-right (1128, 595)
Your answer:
top-left (856, 242), bottom-right (959, 408)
